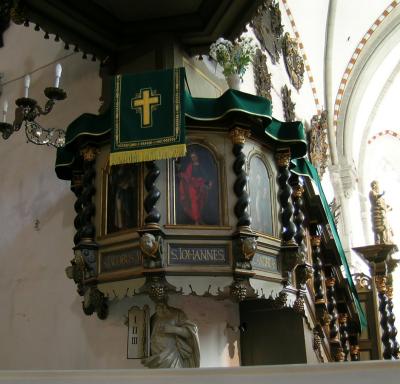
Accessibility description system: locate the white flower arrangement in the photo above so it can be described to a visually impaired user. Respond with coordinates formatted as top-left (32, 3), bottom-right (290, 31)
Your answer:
top-left (209, 37), bottom-right (257, 80)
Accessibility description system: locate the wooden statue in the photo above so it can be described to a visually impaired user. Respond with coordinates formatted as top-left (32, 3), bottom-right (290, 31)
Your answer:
top-left (369, 180), bottom-right (393, 244)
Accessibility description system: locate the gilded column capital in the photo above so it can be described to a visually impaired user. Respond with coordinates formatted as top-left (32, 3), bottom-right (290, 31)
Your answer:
top-left (275, 149), bottom-right (291, 167)
top-left (386, 285), bottom-right (393, 300)
top-left (375, 275), bottom-right (387, 293)
top-left (326, 276), bottom-right (336, 288)
top-left (350, 345), bottom-right (360, 357)
top-left (335, 348), bottom-right (345, 362)
top-left (311, 235), bottom-right (321, 247)
top-left (80, 146), bottom-right (99, 162)
top-left (230, 127), bottom-right (250, 145)
top-left (292, 184), bottom-right (305, 198)
top-left (338, 313), bottom-right (348, 324)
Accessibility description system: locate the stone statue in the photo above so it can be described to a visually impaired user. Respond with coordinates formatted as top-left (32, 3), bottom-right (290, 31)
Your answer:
top-left (140, 233), bottom-right (163, 269)
top-left (142, 302), bottom-right (200, 368)
top-left (369, 180), bottom-right (393, 244)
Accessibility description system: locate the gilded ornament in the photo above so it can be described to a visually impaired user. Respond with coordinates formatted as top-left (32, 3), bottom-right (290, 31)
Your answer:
top-left (80, 146), bottom-right (99, 161)
top-left (352, 272), bottom-right (372, 290)
top-left (338, 313), bottom-right (348, 325)
top-left (282, 32), bottom-right (304, 91)
top-left (326, 276), bottom-right (336, 288)
top-left (9, 1), bottom-right (26, 25)
top-left (293, 294), bottom-right (305, 314)
top-left (310, 235), bottom-right (321, 247)
top-left (386, 285), bottom-right (393, 300)
top-left (335, 348), bottom-right (345, 362)
top-left (309, 110), bottom-right (329, 178)
top-left (230, 127), bottom-right (250, 145)
top-left (231, 282), bottom-right (247, 302)
top-left (250, 0), bottom-right (283, 64)
top-left (281, 84), bottom-right (296, 122)
top-left (275, 149), bottom-right (291, 167)
top-left (292, 184), bottom-right (304, 198)
top-left (322, 311), bottom-right (332, 326)
top-left (350, 345), bottom-right (360, 355)
top-left (242, 237), bottom-right (257, 261)
top-left (253, 49), bottom-right (272, 101)
top-left (375, 275), bottom-right (387, 294)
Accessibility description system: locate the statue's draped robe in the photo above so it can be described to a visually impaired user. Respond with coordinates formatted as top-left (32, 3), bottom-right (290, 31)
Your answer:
top-left (143, 308), bottom-right (200, 368)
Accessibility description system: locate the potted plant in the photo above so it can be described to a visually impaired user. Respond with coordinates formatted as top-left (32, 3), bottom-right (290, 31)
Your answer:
top-left (209, 36), bottom-right (257, 90)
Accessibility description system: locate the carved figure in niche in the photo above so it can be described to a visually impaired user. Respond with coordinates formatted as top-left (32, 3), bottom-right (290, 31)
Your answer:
top-left (175, 144), bottom-right (220, 225)
top-left (253, 49), bottom-right (272, 101)
top-left (282, 32), bottom-right (304, 91)
top-left (107, 164), bottom-right (138, 233)
top-left (140, 233), bottom-right (163, 268)
top-left (369, 180), bottom-right (393, 244)
top-left (250, 0), bottom-right (283, 64)
top-left (249, 156), bottom-right (273, 234)
top-left (142, 301), bottom-right (200, 368)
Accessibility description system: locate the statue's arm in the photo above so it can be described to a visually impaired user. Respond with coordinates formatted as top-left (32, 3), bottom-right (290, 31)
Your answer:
top-left (163, 324), bottom-right (190, 338)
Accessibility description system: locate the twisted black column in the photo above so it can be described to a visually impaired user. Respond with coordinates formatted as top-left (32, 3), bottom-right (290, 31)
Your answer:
top-left (230, 128), bottom-right (251, 230)
top-left (275, 150), bottom-right (296, 245)
top-left (71, 171), bottom-right (84, 245)
top-left (311, 235), bottom-right (325, 304)
top-left (339, 313), bottom-right (350, 361)
top-left (376, 276), bottom-right (394, 359)
top-left (144, 160), bottom-right (161, 226)
top-left (387, 285), bottom-right (400, 359)
top-left (290, 175), bottom-right (306, 248)
top-left (326, 276), bottom-right (343, 361)
top-left (79, 147), bottom-right (97, 241)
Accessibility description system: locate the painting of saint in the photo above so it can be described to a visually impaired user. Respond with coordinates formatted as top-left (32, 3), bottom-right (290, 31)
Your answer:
top-left (249, 156), bottom-right (273, 235)
top-left (175, 144), bottom-right (220, 225)
top-left (107, 163), bottom-right (139, 234)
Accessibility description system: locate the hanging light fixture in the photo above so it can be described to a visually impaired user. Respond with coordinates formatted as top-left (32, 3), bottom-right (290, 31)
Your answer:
top-left (0, 63), bottom-right (67, 148)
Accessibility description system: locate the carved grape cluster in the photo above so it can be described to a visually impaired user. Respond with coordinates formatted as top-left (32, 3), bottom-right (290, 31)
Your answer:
top-left (293, 295), bottom-right (305, 313)
top-left (150, 284), bottom-right (166, 302)
top-left (231, 284), bottom-right (247, 302)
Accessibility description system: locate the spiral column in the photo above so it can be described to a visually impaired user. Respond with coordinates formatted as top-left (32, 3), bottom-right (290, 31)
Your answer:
top-left (230, 128), bottom-right (251, 232)
top-left (339, 313), bottom-right (350, 361)
top-left (375, 276), bottom-right (394, 359)
top-left (275, 149), bottom-right (296, 245)
top-left (326, 276), bottom-right (343, 361)
top-left (387, 285), bottom-right (400, 359)
top-left (144, 160), bottom-right (161, 228)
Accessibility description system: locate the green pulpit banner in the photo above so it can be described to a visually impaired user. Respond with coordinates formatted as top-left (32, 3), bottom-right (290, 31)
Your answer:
top-left (110, 67), bottom-right (186, 165)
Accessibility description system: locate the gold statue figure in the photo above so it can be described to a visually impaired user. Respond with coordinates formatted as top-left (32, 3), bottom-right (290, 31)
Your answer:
top-left (369, 180), bottom-right (393, 244)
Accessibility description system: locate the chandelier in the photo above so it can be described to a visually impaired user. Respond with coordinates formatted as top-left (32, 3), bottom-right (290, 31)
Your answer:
top-left (0, 64), bottom-right (67, 148)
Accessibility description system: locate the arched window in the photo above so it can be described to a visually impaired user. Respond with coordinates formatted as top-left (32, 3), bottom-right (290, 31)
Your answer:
top-left (174, 143), bottom-right (221, 225)
top-left (249, 156), bottom-right (273, 235)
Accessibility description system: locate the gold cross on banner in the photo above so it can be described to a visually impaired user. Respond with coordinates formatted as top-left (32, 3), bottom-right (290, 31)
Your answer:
top-left (131, 88), bottom-right (161, 128)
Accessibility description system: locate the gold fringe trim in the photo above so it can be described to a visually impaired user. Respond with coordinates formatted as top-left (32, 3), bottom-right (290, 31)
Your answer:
top-left (109, 144), bottom-right (187, 165)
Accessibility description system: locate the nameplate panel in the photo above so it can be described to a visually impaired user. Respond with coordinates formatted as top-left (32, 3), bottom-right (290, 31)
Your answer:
top-left (101, 248), bottom-right (142, 273)
top-left (169, 244), bottom-right (229, 266)
top-left (251, 252), bottom-right (279, 273)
